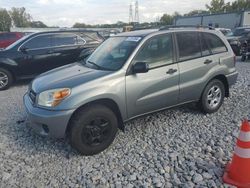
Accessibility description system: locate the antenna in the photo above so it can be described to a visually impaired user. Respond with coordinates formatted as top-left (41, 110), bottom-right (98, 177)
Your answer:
top-left (129, 3), bottom-right (134, 23)
top-left (134, 0), bottom-right (139, 23)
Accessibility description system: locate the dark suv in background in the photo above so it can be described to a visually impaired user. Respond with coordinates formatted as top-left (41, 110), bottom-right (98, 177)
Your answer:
top-left (226, 27), bottom-right (250, 56)
top-left (0, 30), bottom-right (104, 90)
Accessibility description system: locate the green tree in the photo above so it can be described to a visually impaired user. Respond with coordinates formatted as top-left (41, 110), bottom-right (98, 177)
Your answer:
top-left (29, 21), bottom-right (47, 28)
top-left (9, 7), bottom-right (32, 27)
top-left (0, 8), bottom-right (12, 31)
top-left (184, 10), bottom-right (209, 16)
top-left (73, 22), bottom-right (91, 28)
top-left (160, 14), bottom-right (173, 25)
top-left (230, 0), bottom-right (250, 11)
top-left (206, 0), bottom-right (226, 13)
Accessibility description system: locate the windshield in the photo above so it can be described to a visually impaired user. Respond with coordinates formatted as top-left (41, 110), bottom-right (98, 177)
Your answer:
top-left (233, 28), bottom-right (250, 36)
top-left (85, 36), bottom-right (141, 71)
top-left (225, 31), bottom-right (234, 37)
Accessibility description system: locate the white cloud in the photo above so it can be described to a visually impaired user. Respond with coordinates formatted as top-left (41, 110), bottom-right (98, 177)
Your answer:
top-left (38, 0), bottom-right (84, 5)
top-left (0, 0), bottom-right (236, 27)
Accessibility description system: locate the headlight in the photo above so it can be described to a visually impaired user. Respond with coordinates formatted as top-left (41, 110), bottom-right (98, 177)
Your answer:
top-left (38, 88), bottom-right (71, 107)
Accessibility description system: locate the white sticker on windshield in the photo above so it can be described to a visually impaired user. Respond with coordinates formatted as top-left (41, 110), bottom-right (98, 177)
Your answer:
top-left (126, 37), bottom-right (141, 42)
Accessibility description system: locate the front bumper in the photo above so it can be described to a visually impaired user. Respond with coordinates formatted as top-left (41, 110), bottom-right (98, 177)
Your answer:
top-left (23, 93), bottom-right (75, 138)
top-left (226, 71), bottom-right (238, 87)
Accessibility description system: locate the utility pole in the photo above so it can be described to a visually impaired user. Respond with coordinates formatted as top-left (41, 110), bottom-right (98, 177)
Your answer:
top-left (129, 3), bottom-right (133, 24)
top-left (134, 0), bottom-right (139, 23)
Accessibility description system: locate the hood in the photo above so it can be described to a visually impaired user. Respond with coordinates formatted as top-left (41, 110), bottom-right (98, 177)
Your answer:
top-left (31, 62), bottom-right (112, 93)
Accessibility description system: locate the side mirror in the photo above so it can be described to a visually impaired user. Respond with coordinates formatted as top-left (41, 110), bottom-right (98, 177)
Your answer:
top-left (132, 62), bottom-right (149, 74)
top-left (19, 46), bottom-right (28, 53)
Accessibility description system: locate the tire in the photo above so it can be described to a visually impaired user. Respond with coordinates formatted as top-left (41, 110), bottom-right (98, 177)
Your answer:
top-left (69, 104), bottom-right (118, 155)
top-left (241, 55), bottom-right (246, 62)
top-left (199, 79), bottom-right (225, 114)
top-left (0, 68), bottom-right (13, 91)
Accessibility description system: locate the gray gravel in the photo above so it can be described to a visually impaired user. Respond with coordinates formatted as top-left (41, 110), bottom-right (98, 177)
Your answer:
top-left (0, 61), bottom-right (249, 187)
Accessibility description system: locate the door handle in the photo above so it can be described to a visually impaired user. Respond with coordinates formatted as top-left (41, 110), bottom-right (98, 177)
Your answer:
top-left (166, 68), bottom-right (177, 74)
top-left (204, 59), bottom-right (213, 65)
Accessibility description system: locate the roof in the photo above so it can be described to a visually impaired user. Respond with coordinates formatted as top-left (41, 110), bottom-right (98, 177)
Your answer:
top-left (115, 29), bottom-right (158, 37)
top-left (31, 29), bottom-right (99, 35)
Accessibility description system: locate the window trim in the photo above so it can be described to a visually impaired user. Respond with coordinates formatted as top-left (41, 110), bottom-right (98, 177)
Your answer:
top-left (18, 33), bottom-right (86, 52)
top-left (127, 33), bottom-right (176, 75)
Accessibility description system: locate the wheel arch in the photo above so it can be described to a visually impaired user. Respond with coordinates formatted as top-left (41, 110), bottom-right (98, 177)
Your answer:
top-left (205, 74), bottom-right (229, 98)
top-left (66, 98), bottom-right (124, 135)
top-left (0, 63), bottom-right (16, 81)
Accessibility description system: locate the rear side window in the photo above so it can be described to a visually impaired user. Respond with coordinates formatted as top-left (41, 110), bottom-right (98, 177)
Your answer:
top-left (52, 33), bottom-right (85, 47)
top-left (176, 32), bottom-right (201, 61)
top-left (133, 34), bottom-right (173, 68)
top-left (203, 33), bottom-right (227, 54)
top-left (23, 35), bottom-right (52, 49)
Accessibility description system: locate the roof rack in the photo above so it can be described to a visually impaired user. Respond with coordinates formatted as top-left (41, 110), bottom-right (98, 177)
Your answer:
top-left (159, 25), bottom-right (215, 31)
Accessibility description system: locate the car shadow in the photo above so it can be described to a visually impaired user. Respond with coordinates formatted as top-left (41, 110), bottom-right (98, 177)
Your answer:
top-left (12, 79), bottom-right (32, 88)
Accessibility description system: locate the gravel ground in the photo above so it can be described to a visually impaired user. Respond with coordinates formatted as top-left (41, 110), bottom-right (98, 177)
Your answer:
top-left (0, 61), bottom-right (249, 187)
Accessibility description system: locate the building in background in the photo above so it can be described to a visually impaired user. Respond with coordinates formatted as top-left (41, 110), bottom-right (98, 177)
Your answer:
top-left (175, 10), bottom-right (250, 29)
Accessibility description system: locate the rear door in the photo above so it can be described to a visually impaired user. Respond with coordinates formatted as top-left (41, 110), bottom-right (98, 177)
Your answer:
top-left (177, 31), bottom-right (227, 103)
top-left (50, 33), bottom-right (86, 68)
top-left (126, 34), bottom-right (179, 118)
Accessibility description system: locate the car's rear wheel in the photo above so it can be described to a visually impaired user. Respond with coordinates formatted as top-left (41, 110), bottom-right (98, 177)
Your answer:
top-left (69, 104), bottom-right (118, 155)
top-left (199, 79), bottom-right (225, 114)
top-left (0, 68), bottom-right (13, 91)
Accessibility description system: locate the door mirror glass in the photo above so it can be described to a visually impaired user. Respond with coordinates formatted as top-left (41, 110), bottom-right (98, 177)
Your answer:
top-left (19, 46), bottom-right (28, 53)
top-left (132, 62), bottom-right (149, 74)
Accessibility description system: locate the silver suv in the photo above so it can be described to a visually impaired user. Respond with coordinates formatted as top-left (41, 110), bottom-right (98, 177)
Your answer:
top-left (24, 27), bottom-right (238, 155)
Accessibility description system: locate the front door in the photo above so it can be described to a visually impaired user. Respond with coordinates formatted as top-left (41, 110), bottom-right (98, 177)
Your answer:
top-left (18, 34), bottom-right (56, 76)
top-left (126, 34), bottom-right (179, 118)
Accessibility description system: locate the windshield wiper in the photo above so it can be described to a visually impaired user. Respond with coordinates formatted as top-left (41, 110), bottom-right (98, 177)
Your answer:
top-left (86, 61), bottom-right (114, 71)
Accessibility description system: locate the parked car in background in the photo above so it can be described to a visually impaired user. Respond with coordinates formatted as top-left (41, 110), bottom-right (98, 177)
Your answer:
top-left (226, 27), bottom-right (250, 56)
top-left (233, 26), bottom-right (250, 36)
top-left (0, 32), bottom-right (24, 48)
top-left (241, 36), bottom-right (250, 61)
top-left (0, 30), bottom-right (103, 90)
top-left (24, 27), bottom-right (238, 155)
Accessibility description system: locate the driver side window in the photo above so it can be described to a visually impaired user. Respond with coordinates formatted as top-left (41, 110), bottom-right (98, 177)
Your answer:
top-left (23, 35), bottom-right (52, 50)
top-left (132, 34), bottom-right (173, 68)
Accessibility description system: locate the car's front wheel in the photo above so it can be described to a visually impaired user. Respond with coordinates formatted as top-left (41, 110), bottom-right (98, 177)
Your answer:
top-left (0, 68), bottom-right (13, 91)
top-left (199, 79), bottom-right (225, 114)
top-left (69, 104), bottom-right (118, 155)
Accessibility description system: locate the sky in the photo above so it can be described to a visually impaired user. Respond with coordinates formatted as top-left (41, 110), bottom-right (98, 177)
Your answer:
top-left (0, 0), bottom-right (235, 27)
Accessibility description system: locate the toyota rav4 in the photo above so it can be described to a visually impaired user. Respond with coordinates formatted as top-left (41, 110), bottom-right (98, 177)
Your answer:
top-left (24, 27), bottom-right (238, 155)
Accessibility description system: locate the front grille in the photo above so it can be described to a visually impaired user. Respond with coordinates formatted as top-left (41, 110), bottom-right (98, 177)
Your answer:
top-left (29, 90), bottom-right (36, 104)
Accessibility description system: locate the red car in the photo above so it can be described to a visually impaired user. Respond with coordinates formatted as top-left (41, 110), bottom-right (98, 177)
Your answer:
top-left (0, 32), bottom-right (24, 48)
